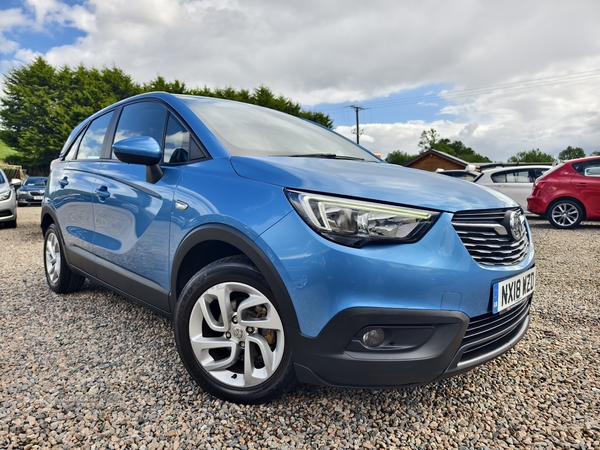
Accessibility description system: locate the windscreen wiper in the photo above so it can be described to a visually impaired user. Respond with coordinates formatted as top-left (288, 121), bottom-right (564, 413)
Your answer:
top-left (287, 153), bottom-right (365, 161)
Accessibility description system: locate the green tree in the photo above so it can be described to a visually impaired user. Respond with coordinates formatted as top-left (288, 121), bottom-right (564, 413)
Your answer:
top-left (440, 139), bottom-right (491, 163)
top-left (0, 57), bottom-right (66, 169)
top-left (508, 148), bottom-right (555, 163)
top-left (0, 57), bottom-right (141, 171)
top-left (385, 150), bottom-right (418, 166)
top-left (590, 151), bottom-right (600, 156)
top-left (558, 146), bottom-right (585, 160)
top-left (417, 128), bottom-right (491, 162)
top-left (418, 128), bottom-right (440, 152)
top-left (143, 75), bottom-right (187, 94)
top-left (188, 84), bottom-right (333, 128)
top-left (1, 58), bottom-right (333, 172)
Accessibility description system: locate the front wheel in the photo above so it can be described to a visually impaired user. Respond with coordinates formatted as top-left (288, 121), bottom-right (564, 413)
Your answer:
top-left (174, 256), bottom-right (296, 404)
top-left (548, 199), bottom-right (583, 229)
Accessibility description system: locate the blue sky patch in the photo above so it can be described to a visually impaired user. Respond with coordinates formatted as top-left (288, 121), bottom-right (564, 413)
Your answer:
top-left (310, 84), bottom-right (455, 127)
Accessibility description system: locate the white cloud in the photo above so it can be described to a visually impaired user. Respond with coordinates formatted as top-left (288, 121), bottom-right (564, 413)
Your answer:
top-left (0, 8), bottom-right (28, 54)
top-left (2, 0), bottom-right (600, 160)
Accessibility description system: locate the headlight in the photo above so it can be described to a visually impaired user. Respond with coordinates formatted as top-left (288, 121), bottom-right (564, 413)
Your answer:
top-left (285, 189), bottom-right (440, 247)
top-left (0, 190), bottom-right (11, 201)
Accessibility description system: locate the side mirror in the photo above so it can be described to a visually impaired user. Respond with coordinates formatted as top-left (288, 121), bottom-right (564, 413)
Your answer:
top-left (113, 136), bottom-right (163, 183)
top-left (10, 179), bottom-right (22, 188)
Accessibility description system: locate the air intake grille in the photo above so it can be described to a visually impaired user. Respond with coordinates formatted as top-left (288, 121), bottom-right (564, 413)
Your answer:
top-left (451, 209), bottom-right (529, 266)
top-left (462, 297), bottom-right (530, 355)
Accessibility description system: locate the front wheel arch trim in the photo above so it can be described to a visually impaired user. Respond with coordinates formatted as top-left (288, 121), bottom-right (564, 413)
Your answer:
top-left (169, 224), bottom-right (299, 329)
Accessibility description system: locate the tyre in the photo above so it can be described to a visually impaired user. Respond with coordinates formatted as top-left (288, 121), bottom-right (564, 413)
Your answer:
top-left (174, 256), bottom-right (296, 404)
top-left (44, 223), bottom-right (85, 293)
top-left (548, 199), bottom-right (583, 229)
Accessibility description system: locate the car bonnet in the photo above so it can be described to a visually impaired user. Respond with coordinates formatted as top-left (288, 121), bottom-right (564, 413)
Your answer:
top-left (229, 156), bottom-right (517, 213)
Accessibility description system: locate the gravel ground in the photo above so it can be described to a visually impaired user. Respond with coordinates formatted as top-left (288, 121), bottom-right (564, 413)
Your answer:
top-left (1, 207), bottom-right (599, 450)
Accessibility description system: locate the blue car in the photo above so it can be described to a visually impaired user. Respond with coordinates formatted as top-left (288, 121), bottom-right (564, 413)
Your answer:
top-left (42, 93), bottom-right (535, 403)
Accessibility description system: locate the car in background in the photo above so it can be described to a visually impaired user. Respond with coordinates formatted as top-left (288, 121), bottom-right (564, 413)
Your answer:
top-left (0, 168), bottom-right (17, 228)
top-left (474, 165), bottom-right (551, 210)
top-left (527, 156), bottom-right (600, 229)
top-left (17, 176), bottom-right (48, 206)
top-left (436, 169), bottom-right (481, 182)
top-left (42, 92), bottom-right (535, 404)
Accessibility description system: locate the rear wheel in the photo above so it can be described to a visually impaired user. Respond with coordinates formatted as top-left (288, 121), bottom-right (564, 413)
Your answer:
top-left (174, 256), bottom-right (296, 404)
top-left (44, 223), bottom-right (85, 293)
top-left (548, 199), bottom-right (583, 229)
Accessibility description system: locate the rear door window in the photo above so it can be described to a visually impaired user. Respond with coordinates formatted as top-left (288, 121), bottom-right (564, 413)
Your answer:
top-left (491, 169), bottom-right (531, 183)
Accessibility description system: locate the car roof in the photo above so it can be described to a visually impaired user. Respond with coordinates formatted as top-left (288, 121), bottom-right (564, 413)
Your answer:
top-left (564, 155), bottom-right (600, 164)
top-left (481, 164), bottom-right (552, 173)
top-left (481, 164), bottom-right (552, 174)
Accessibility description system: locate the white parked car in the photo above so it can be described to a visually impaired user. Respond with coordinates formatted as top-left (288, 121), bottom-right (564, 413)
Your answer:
top-left (475, 165), bottom-right (551, 211)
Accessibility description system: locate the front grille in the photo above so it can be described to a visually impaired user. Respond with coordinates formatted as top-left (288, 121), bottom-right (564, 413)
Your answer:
top-left (451, 208), bottom-right (529, 266)
top-left (0, 210), bottom-right (12, 217)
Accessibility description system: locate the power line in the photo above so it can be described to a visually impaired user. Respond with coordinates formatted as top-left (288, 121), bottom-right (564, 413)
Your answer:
top-left (315, 69), bottom-right (600, 113)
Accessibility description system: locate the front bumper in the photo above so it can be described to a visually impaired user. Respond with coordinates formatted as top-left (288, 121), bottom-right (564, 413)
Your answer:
top-left (0, 209), bottom-right (16, 222)
top-left (289, 297), bottom-right (531, 387)
top-left (0, 194), bottom-right (16, 222)
top-left (17, 191), bottom-right (44, 205)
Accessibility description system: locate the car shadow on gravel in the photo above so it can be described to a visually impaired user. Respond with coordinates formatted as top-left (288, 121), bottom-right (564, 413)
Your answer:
top-left (527, 220), bottom-right (600, 230)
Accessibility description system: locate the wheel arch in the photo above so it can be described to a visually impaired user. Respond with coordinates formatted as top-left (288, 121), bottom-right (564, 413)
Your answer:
top-left (40, 206), bottom-right (56, 235)
top-left (169, 224), bottom-right (299, 328)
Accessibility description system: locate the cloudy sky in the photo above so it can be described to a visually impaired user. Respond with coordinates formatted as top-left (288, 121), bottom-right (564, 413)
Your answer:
top-left (1, 0), bottom-right (600, 161)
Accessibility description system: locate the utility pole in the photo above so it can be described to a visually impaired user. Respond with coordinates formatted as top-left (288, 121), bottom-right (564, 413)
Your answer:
top-left (347, 105), bottom-right (366, 145)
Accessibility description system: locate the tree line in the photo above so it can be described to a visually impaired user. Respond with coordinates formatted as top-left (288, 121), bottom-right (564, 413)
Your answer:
top-left (0, 57), bottom-right (332, 172)
top-left (385, 129), bottom-right (599, 166)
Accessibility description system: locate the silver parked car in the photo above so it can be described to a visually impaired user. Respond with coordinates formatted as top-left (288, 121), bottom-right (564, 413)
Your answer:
top-left (474, 165), bottom-right (550, 210)
top-left (0, 168), bottom-right (17, 228)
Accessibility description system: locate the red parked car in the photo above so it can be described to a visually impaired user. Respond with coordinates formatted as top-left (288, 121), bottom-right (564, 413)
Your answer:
top-left (527, 156), bottom-right (600, 229)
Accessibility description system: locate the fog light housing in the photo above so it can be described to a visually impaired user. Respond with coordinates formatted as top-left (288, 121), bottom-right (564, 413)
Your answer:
top-left (362, 328), bottom-right (385, 347)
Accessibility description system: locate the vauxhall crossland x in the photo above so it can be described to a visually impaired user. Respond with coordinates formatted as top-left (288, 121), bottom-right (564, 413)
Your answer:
top-left (42, 93), bottom-right (535, 403)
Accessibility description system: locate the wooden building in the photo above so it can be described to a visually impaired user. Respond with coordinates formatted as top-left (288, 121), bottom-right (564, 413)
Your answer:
top-left (405, 150), bottom-right (470, 172)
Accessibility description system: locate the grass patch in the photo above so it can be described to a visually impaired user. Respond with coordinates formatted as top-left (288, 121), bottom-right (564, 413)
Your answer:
top-left (0, 139), bottom-right (17, 162)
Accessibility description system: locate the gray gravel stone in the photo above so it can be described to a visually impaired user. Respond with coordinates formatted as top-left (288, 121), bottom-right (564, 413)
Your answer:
top-left (1, 208), bottom-right (599, 449)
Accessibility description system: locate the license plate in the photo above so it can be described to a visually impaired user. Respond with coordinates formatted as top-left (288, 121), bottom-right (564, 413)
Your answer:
top-left (33, 196), bottom-right (43, 200)
top-left (492, 267), bottom-right (536, 313)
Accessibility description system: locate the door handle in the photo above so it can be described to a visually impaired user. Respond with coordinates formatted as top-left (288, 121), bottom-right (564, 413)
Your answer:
top-left (59, 177), bottom-right (69, 187)
top-left (94, 186), bottom-right (111, 199)
top-left (575, 183), bottom-right (588, 188)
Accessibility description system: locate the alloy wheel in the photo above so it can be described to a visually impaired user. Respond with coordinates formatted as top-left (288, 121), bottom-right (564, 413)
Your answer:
top-left (45, 232), bottom-right (61, 285)
top-left (188, 282), bottom-right (285, 388)
top-left (550, 202), bottom-right (580, 228)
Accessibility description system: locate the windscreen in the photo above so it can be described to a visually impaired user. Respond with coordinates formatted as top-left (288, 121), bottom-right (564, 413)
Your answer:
top-left (24, 178), bottom-right (46, 186)
top-left (181, 97), bottom-right (379, 161)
